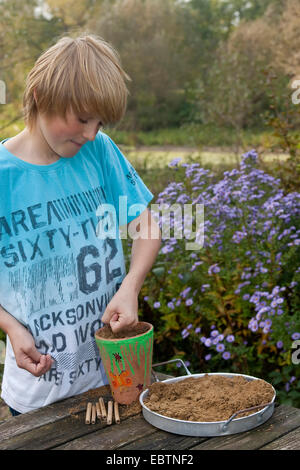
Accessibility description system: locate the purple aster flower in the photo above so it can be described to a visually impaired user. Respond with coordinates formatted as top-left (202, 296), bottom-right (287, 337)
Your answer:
top-left (216, 343), bottom-right (225, 352)
top-left (208, 264), bottom-right (221, 275)
top-left (153, 301), bottom-right (161, 308)
top-left (180, 287), bottom-right (192, 298)
top-left (169, 157), bottom-right (182, 167)
top-left (186, 298), bottom-right (193, 306)
top-left (249, 319), bottom-right (258, 332)
top-left (211, 330), bottom-right (219, 337)
top-left (243, 294), bottom-right (250, 300)
top-left (205, 354), bottom-right (212, 361)
top-left (195, 327), bottom-right (201, 334)
top-left (276, 341), bottom-right (283, 349)
top-left (144, 296), bottom-right (149, 301)
top-left (232, 230), bottom-right (247, 243)
top-left (292, 333), bottom-right (300, 340)
top-left (260, 267), bottom-right (268, 274)
top-left (250, 294), bottom-right (260, 304)
top-left (222, 351), bottom-right (231, 360)
top-left (181, 328), bottom-right (189, 339)
top-left (258, 306), bottom-right (270, 315)
top-left (167, 301), bottom-right (175, 309)
top-left (204, 338), bottom-right (212, 347)
top-left (201, 284), bottom-right (210, 292)
top-left (226, 335), bottom-right (235, 343)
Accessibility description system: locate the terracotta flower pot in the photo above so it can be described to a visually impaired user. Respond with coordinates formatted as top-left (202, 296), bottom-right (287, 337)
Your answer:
top-left (95, 322), bottom-right (154, 405)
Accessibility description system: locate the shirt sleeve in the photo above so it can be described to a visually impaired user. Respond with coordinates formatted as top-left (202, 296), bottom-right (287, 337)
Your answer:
top-left (101, 133), bottom-right (154, 225)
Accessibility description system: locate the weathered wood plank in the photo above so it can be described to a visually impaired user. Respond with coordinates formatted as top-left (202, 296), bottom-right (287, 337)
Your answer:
top-left (121, 429), bottom-right (208, 450)
top-left (0, 393), bottom-right (143, 449)
top-left (189, 405), bottom-right (300, 450)
top-left (0, 402), bottom-right (145, 450)
top-left (260, 427), bottom-right (300, 450)
top-left (0, 373), bottom-right (171, 446)
top-left (0, 413), bottom-right (103, 450)
top-left (0, 385), bottom-right (111, 443)
top-left (55, 415), bottom-right (157, 450)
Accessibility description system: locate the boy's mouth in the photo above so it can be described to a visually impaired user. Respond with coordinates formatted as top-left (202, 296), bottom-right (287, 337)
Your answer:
top-left (71, 140), bottom-right (85, 148)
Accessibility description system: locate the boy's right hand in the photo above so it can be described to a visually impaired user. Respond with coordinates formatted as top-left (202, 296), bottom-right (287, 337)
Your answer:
top-left (9, 323), bottom-right (54, 377)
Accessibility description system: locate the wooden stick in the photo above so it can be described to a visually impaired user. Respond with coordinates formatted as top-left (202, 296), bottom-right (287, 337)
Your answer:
top-left (99, 397), bottom-right (107, 419)
top-left (85, 402), bottom-right (92, 424)
top-left (114, 401), bottom-right (120, 424)
top-left (107, 400), bottom-right (113, 425)
top-left (91, 404), bottom-right (97, 424)
top-left (96, 402), bottom-right (101, 420)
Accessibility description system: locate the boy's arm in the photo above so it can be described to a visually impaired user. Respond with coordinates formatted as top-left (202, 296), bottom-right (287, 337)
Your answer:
top-left (0, 304), bottom-right (54, 377)
top-left (102, 209), bottom-right (161, 332)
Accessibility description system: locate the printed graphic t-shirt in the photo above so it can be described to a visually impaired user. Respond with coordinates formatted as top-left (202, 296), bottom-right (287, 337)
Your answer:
top-left (0, 131), bottom-right (153, 413)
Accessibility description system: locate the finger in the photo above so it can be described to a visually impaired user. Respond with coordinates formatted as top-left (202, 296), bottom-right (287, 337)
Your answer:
top-left (45, 354), bottom-right (54, 370)
top-left (22, 356), bottom-right (45, 377)
top-left (110, 313), bottom-right (136, 333)
top-left (27, 345), bottom-right (43, 363)
top-left (34, 355), bottom-right (50, 376)
top-left (101, 308), bottom-right (113, 324)
top-left (110, 315), bottom-right (123, 333)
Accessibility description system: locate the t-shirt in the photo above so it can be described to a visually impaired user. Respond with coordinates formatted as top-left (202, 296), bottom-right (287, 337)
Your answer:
top-left (0, 131), bottom-right (153, 413)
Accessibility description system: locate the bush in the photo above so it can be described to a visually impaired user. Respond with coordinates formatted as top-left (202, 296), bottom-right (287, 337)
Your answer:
top-left (136, 150), bottom-right (300, 407)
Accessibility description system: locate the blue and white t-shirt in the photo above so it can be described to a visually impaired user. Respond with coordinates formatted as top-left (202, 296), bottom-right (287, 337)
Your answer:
top-left (0, 131), bottom-right (153, 413)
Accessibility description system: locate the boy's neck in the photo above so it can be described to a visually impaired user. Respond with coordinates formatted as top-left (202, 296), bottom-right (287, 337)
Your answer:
top-left (4, 127), bottom-right (60, 166)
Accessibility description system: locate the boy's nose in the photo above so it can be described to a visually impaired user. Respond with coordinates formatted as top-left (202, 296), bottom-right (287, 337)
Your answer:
top-left (82, 125), bottom-right (99, 141)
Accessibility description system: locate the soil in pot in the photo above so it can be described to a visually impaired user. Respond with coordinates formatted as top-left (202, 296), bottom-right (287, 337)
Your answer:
top-left (144, 374), bottom-right (275, 422)
top-left (97, 322), bottom-right (150, 339)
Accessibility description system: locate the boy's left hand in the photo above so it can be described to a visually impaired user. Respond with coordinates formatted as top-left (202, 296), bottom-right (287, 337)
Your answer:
top-left (101, 280), bottom-right (138, 333)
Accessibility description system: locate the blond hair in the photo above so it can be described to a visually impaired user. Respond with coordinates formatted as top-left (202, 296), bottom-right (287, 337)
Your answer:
top-left (23, 34), bottom-right (131, 131)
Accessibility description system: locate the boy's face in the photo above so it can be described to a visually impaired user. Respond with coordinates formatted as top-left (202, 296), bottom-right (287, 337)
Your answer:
top-left (36, 108), bottom-right (103, 158)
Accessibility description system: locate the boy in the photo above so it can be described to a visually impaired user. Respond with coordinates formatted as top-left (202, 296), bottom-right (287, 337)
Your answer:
top-left (0, 34), bottom-right (161, 414)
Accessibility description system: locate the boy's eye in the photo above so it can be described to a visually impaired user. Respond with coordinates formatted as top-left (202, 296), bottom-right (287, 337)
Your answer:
top-left (79, 118), bottom-right (103, 127)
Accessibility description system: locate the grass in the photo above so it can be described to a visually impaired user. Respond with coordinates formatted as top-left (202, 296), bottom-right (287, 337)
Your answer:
top-left (0, 117), bottom-right (288, 151)
top-left (107, 123), bottom-right (268, 148)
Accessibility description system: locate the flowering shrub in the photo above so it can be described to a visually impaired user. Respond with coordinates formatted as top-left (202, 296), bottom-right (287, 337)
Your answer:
top-left (140, 150), bottom-right (300, 406)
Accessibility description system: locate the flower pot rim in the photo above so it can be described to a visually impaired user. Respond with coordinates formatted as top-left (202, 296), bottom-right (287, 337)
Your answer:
top-left (95, 321), bottom-right (153, 342)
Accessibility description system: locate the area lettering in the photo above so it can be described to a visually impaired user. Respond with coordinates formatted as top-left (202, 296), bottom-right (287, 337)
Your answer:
top-left (0, 186), bottom-right (106, 241)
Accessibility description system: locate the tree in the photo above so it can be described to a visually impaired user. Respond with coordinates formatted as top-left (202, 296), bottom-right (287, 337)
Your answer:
top-left (199, 9), bottom-right (285, 152)
top-left (88, 0), bottom-right (197, 130)
top-left (0, 0), bottom-right (64, 132)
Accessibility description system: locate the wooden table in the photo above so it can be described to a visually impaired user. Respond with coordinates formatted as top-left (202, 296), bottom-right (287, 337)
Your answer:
top-left (0, 376), bottom-right (299, 451)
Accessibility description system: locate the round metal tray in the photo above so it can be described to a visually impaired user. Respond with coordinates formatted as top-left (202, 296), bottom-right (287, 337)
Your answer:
top-left (139, 359), bottom-right (276, 437)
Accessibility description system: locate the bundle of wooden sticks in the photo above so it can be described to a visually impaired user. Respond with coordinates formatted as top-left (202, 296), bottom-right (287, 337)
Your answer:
top-left (85, 397), bottom-right (120, 425)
